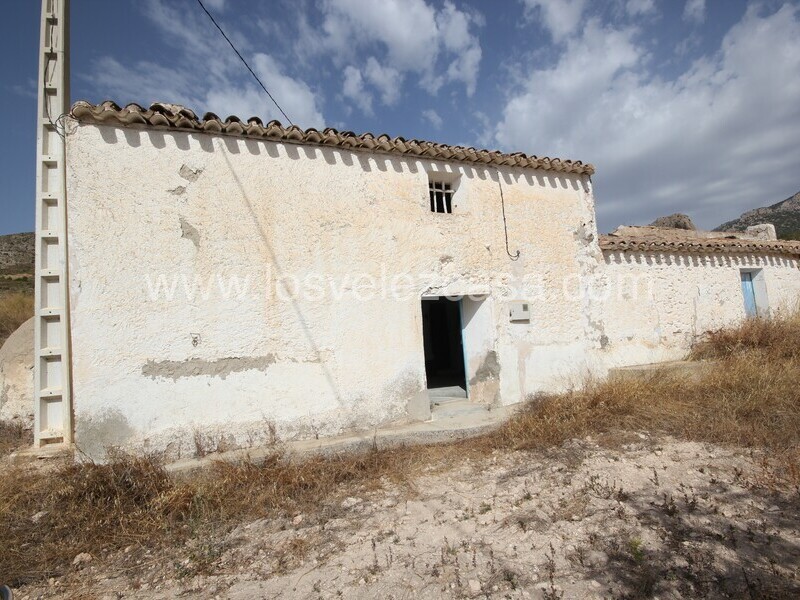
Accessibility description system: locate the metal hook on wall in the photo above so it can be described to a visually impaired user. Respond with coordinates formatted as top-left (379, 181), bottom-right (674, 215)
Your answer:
top-left (497, 174), bottom-right (521, 261)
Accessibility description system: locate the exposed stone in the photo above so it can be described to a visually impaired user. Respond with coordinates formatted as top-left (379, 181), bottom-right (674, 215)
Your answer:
top-left (341, 497), bottom-right (362, 509)
top-left (745, 223), bottom-right (777, 240)
top-left (649, 213), bottom-right (696, 230)
top-left (141, 355), bottom-right (283, 381)
top-left (179, 217), bottom-right (201, 248)
top-left (73, 552), bottom-right (93, 568)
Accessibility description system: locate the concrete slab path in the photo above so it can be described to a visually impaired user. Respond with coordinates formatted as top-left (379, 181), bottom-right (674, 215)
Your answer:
top-left (166, 399), bottom-right (515, 474)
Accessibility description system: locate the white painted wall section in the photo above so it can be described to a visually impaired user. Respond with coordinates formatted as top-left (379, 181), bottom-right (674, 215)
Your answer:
top-left (64, 123), bottom-right (600, 459)
top-left (600, 251), bottom-right (800, 367)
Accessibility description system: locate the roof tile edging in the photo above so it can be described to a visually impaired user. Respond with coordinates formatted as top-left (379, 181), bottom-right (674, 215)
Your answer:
top-left (599, 234), bottom-right (800, 258)
top-left (70, 100), bottom-right (596, 176)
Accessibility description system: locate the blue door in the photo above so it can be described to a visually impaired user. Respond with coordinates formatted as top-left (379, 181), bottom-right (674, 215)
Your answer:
top-left (741, 272), bottom-right (757, 317)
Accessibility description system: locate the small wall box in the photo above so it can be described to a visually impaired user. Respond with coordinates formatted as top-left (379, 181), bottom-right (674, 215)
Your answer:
top-left (509, 301), bottom-right (531, 322)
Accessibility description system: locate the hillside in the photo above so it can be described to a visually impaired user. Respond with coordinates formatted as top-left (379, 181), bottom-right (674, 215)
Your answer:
top-left (0, 232), bottom-right (34, 296)
top-left (715, 190), bottom-right (800, 240)
top-left (0, 232), bottom-right (34, 274)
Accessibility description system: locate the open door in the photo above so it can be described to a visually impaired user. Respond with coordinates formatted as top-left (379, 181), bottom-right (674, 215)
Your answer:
top-left (421, 297), bottom-right (467, 398)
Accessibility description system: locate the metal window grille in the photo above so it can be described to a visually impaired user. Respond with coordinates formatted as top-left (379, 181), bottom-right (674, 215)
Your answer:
top-left (428, 181), bottom-right (454, 213)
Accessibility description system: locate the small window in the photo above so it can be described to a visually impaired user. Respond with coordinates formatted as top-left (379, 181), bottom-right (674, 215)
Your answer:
top-left (429, 180), bottom-right (454, 214)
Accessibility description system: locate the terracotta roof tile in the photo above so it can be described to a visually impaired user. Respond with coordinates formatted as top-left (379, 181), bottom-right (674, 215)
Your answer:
top-left (70, 101), bottom-right (595, 176)
top-left (600, 231), bottom-right (800, 258)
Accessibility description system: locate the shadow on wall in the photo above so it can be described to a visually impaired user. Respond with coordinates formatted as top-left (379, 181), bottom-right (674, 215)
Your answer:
top-left (94, 126), bottom-right (586, 193)
top-left (604, 252), bottom-right (793, 269)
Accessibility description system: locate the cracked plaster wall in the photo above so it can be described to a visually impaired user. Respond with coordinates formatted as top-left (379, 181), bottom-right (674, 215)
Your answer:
top-left (65, 123), bottom-right (601, 458)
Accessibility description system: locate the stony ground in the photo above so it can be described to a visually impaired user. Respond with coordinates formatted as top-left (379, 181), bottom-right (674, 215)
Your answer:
top-left (14, 434), bottom-right (800, 599)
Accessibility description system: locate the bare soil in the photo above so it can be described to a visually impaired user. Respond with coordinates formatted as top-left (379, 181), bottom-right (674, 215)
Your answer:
top-left (13, 435), bottom-right (799, 599)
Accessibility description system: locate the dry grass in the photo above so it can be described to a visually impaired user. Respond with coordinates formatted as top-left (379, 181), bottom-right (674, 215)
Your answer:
top-left (0, 421), bottom-right (32, 457)
top-left (0, 292), bottom-right (33, 346)
top-left (0, 445), bottom-right (456, 586)
top-left (691, 308), bottom-right (800, 361)
top-left (484, 311), bottom-right (800, 466)
top-left (2, 313), bottom-right (800, 586)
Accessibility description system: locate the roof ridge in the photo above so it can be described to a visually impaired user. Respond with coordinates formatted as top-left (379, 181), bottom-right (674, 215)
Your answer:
top-left (70, 100), bottom-right (595, 176)
top-left (599, 232), bottom-right (800, 257)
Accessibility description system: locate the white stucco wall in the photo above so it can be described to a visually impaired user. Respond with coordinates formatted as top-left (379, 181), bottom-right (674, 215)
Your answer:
top-left (601, 250), bottom-right (800, 367)
top-left (65, 123), bottom-right (602, 458)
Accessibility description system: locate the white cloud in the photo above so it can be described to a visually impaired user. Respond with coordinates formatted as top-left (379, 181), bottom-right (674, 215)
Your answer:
top-left (436, 1), bottom-right (483, 95)
top-left (446, 44), bottom-right (482, 96)
top-left (495, 4), bottom-right (800, 230)
top-left (317, 0), bottom-right (439, 71)
top-left (342, 66), bottom-right (373, 115)
top-left (683, 0), bottom-right (706, 24)
top-left (626, 0), bottom-right (657, 17)
top-left (10, 78), bottom-right (37, 99)
top-left (364, 58), bottom-right (404, 106)
top-left (202, 0), bottom-right (226, 11)
top-left (84, 0), bottom-right (324, 127)
top-left (86, 57), bottom-right (201, 109)
top-left (306, 0), bottom-right (483, 102)
top-left (522, 0), bottom-right (587, 41)
top-left (422, 109), bottom-right (443, 129)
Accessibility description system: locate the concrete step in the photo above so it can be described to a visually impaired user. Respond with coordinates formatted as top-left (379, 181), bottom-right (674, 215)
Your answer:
top-left (427, 385), bottom-right (467, 399)
top-left (431, 395), bottom-right (467, 407)
top-left (609, 359), bottom-right (717, 382)
top-left (431, 399), bottom-right (493, 421)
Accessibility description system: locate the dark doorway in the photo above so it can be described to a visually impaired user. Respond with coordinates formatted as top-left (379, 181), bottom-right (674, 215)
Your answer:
top-left (421, 297), bottom-right (466, 392)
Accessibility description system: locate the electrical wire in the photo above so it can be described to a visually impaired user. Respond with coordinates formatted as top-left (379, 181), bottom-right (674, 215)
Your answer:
top-left (43, 33), bottom-right (70, 139)
top-left (498, 175), bottom-right (521, 261)
top-left (195, 0), bottom-right (294, 125)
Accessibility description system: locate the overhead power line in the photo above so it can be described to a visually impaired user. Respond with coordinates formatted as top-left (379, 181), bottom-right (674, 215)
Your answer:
top-left (195, 0), bottom-right (294, 125)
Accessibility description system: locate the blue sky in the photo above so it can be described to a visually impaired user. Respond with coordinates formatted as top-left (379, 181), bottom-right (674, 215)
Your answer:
top-left (1, 0), bottom-right (799, 235)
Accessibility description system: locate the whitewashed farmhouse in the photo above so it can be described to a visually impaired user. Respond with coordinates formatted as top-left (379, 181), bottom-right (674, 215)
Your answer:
top-left (24, 100), bottom-right (800, 458)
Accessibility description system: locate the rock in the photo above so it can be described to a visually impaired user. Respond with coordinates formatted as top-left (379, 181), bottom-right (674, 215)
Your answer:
top-left (745, 224), bottom-right (777, 240)
top-left (292, 514), bottom-right (303, 525)
top-left (30, 510), bottom-right (48, 523)
top-left (468, 579), bottom-right (481, 593)
top-left (341, 497), bottom-right (362, 509)
top-left (649, 213), bottom-right (696, 230)
top-left (73, 552), bottom-right (93, 568)
top-left (0, 317), bottom-right (34, 423)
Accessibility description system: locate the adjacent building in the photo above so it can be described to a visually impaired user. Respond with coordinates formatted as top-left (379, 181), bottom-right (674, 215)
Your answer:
top-left (19, 100), bottom-right (800, 458)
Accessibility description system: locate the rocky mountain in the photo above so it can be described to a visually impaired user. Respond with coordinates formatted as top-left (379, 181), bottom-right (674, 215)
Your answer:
top-left (0, 232), bottom-right (34, 275)
top-left (649, 214), bottom-right (696, 230)
top-left (715, 191), bottom-right (800, 240)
